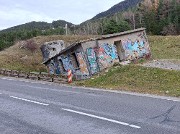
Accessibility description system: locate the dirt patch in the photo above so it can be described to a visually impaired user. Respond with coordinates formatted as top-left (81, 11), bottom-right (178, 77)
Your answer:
top-left (142, 59), bottom-right (180, 71)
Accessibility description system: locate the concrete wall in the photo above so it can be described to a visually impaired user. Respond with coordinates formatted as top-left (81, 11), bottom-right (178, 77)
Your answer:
top-left (81, 30), bottom-right (151, 72)
top-left (46, 44), bottom-right (90, 79)
top-left (45, 29), bottom-right (151, 80)
top-left (81, 40), bottom-right (99, 74)
top-left (97, 30), bottom-right (151, 61)
top-left (41, 40), bottom-right (65, 62)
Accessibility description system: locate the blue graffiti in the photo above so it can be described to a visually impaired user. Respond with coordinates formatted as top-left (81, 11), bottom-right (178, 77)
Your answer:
top-left (123, 39), bottom-right (149, 60)
top-left (60, 55), bottom-right (75, 73)
top-left (103, 43), bottom-right (118, 60)
top-left (87, 48), bottom-right (99, 74)
top-left (48, 60), bottom-right (61, 75)
top-left (49, 60), bottom-right (55, 74)
top-left (55, 61), bottom-right (61, 74)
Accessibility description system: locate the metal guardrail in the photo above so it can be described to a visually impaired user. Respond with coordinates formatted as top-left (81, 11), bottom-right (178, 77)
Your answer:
top-left (0, 68), bottom-right (68, 84)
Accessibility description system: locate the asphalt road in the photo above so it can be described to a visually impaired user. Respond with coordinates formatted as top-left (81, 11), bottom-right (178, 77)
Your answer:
top-left (0, 76), bottom-right (180, 134)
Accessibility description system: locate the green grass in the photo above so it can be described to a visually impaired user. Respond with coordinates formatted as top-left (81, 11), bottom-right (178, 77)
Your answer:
top-left (76, 65), bottom-right (180, 97)
top-left (149, 36), bottom-right (180, 59)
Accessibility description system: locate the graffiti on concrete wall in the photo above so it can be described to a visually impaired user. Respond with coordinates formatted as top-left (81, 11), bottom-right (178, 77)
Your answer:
top-left (60, 55), bottom-right (75, 73)
top-left (97, 43), bottom-right (118, 70)
top-left (48, 59), bottom-right (61, 75)
top-left (122, 33), bottom-right (150, 60)
top-left (86, 48), bottom-right (99, 74)
top-left (76, 52), bottom-right (89, 76)
top-left (103, 43), bottom-right (118, 60)
top-left (55, 61), bottom-right (61, 75)
top-left (48, 60), bottom-right (55, 74)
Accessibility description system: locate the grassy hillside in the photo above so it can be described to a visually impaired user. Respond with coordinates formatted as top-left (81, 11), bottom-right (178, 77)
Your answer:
top-left (77, 65), bottom-right (180, 97)
top-left (149, 36), bottom-right (180, 59)
top-left (0, 35), bottom-right (179, 72)
top-left (0, 35), bottom-right (95, 72)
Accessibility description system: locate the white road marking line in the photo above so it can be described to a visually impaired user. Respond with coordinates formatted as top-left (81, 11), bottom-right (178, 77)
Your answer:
top-left (166, 99), bottom-right (180, 102)
top-left (0, 93), bottom-right (2, 94)
top-left (62, 108), bottom-right (141, 129)
top-left (10, 96), bottom-right (49, 106)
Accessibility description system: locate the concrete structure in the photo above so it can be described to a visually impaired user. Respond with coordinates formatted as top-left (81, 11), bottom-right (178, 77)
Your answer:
top-left (40, 40), bottom-right (65, 62)
top-left (41, 28), bottom-right (151, 79)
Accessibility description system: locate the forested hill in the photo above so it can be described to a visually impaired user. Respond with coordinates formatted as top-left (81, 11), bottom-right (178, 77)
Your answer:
top-left (0, 20), bottom-right (74, 50)
top-left (0, 20), bottom-right (74, 33)
top-left (91, 0), bottom-right (143, 20)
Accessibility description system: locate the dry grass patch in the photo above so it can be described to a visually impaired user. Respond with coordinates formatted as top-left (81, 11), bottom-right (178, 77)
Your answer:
top-left (0, 35), bottom-right (97, 72)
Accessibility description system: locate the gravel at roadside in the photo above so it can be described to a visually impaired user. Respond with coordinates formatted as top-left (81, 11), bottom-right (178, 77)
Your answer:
top-left (142, 59), bottom-right (180, 71)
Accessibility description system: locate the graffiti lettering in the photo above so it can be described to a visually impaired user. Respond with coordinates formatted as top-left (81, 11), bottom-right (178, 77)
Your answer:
top-left (76, 52), bottom-right (89, 76)
top-left (60, 55), bottom-right (75, 73)
top-left (97, 43), bottom-right (118, 70)
top-left (86, 48), bottom-right (99, 74)
top-left (122, 34), bottom-right (150, 60)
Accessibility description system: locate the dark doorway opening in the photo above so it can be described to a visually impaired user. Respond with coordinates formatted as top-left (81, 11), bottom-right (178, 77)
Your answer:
top-left (114, 40), bottom-right (125, 61)
top-left (71, 53), bottom-right (79, 69)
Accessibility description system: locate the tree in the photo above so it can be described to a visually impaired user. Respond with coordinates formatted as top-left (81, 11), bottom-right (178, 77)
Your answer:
top-left (103, 19), bottom-right (131, 34)
top-left (103, 20), bottom-right (119, 34)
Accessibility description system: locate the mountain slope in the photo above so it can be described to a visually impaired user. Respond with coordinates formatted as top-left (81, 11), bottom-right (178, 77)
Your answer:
top-left (0, 20), bottom-right (74, 33)
top-left (91, 0), bottom-right (143, 20)
top-left (0, 21), bottom-right (51, 33)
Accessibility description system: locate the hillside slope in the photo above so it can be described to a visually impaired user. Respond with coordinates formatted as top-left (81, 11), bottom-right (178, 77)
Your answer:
top-left (0, 35), bottom-right (179, 73)
top-left (0, 20), bottom-right (74, 33)
top-left (0, 35), bottom-right (95, 72)
top-left (91, 0), bottom-right (142, 20)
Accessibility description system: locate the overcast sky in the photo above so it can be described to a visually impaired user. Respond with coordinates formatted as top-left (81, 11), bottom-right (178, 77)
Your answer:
top-left (0, 0), bottom-right (123, 30)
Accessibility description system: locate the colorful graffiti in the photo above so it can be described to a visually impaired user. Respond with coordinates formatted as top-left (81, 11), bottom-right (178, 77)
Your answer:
top-left (86, 48), bottom-right (99, 74)
top-left (122, 36), bottom-right (150, 60)
top-left (48, 59), bottom-right (61, 75)
top-left (103, 43), bottom-right (118, 60)
top-left (46, 31), bottom-right (151, 80)
top-left (96, 43), bottom-right (118, 70)
top-left (48, 60), bottom-right (55, 74)
top-left (60, 55), bottom-right (75, 73)
top-left (76, 52), bottom-right (89, 76)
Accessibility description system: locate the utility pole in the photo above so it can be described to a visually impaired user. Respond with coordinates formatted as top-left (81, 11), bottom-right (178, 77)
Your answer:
top-left (65, 24), bottom-right (68, 35)
top-left (133, 14), bottom-right (136, 29)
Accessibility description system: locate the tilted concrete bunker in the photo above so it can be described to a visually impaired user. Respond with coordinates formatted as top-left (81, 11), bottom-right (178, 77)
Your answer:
top-left (41, 28), bottom-right (151, 80)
